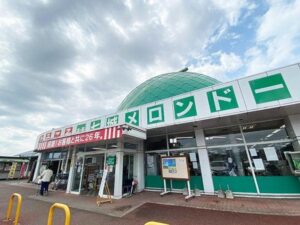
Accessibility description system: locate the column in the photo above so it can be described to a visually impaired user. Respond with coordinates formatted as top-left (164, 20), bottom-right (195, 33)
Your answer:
top-left (66, 147), bottom-right (76, 193)
top-left (195, 128), bottom-right (214, 194)
top-left (135, 140), bottom-right (145, 192)
top-left (114, 151), bottom-right (124, 199)
top-left (32, 153), bottom-right (42, 181)
top-left (64, 147), bottom-right (71, 173)
top-left (287, 114), bottom-right (300, 151)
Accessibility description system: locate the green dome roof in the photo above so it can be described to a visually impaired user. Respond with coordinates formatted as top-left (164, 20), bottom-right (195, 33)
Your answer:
top-left (118, 72), bottom-right (220, 111)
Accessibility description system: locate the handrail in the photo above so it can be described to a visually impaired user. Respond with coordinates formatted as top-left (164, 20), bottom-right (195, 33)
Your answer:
top-left (4, 193), bottom-right (22, 225)
top-left (47, 203), bottom-right (71, 225)
top-left (145, 222), bottom-right (169, 225)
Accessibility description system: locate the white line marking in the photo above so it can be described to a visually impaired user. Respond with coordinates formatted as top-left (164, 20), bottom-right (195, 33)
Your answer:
top-left (254, 84), bottom-right (284, 94)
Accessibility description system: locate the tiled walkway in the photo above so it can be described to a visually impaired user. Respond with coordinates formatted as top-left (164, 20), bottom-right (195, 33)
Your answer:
top-left (6, 181), bottom-right (300, 217)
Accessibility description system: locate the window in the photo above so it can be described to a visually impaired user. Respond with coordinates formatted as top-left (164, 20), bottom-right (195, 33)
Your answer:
top-left (145, 153), bottom-right (164, 176)
top-left (243, 120), bottom-right (289, 143)
top-left (205, 126), bottom-right (243, 146)
top-left (146, 135), bottom-right (167, 151)
top-left (169, 150), bottom-right (201, 176)
top-left (124, 142), bottom-right (138, 150)
top-left (205, 120), bottom-right (294, 178)
top-left (208, 146), bottom-right (251, 176)
top-left (168, 132), bottom-right (196, 149)
top-left (247, 143), bottom-right (293, 176)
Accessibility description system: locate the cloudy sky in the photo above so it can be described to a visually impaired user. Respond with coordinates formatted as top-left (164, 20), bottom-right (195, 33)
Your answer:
top-left (1, 0), bottom-right (300, 156)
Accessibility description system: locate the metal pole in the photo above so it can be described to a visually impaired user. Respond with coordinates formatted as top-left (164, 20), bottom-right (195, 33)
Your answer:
top-left (239, 125), bottom-right (260, 194)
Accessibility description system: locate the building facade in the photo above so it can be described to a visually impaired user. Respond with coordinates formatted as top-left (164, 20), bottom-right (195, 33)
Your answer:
top-left (34, 63), bottom-right (300, 198)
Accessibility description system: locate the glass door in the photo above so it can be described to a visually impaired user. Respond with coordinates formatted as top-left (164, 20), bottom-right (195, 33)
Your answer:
top-left (71, 156), bottom-right (84, 193)
top-left (80, 154), bottom-right (105, 196)
top-left (122, 154), bottom-right (134, 195)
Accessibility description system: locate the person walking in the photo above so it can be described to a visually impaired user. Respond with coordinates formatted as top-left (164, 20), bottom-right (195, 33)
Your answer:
top-left (39, 166), bottom-right (53, 196)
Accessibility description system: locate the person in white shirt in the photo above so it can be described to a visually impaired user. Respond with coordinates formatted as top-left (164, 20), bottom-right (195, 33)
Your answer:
top-left (39, 166), bottom-right (53, 196)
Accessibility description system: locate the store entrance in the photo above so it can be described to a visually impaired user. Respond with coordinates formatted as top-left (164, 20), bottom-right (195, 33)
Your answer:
top-left (81, 154), bottom-right (105, 196)
top-left (122, 154), bottom-right (134, 195)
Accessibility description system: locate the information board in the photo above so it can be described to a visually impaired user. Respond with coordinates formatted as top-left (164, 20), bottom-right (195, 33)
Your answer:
top-left (161, 156), bottom-right (190, 180)
top-left (98, 169), bottom-right (108, 197)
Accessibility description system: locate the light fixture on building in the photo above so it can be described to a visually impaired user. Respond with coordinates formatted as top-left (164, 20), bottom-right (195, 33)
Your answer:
top-left (121, 124), bottom-right (132, 131)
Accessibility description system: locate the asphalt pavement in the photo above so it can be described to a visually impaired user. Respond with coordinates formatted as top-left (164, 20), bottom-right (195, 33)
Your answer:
top-left (0, 181), bottom-right (299, 225)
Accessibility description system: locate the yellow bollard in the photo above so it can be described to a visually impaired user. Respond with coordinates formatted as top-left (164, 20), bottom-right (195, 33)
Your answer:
top-left (145, 222), bottom-right (169, 225)
top-left (47, 203), bottom-right (71, 225)
top-left (4, 193), bottom-right (22, 225)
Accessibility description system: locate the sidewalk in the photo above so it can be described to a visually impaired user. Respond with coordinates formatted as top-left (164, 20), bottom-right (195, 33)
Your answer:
top-left (6, 181), bottom-right (300, 217)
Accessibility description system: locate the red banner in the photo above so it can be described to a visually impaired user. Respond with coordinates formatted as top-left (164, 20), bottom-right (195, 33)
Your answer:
top-left (37, 126), bottom-right (122, 151)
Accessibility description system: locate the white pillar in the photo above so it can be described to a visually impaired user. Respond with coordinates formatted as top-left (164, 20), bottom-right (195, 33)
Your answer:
top-left (134, 140), bottom-right (145, 192)
top-left (195, 128), bottom-right (214, 194)
top-left (64, 147), bottom-right (71, 173)
top-left (114, 151), bottom-right (124, 199)
top-left (66, 147), bottom-right (76, 193)
top-left (287, 114), bottom-right (300, 151)
top-left (33, 153), bottom-right (42, 181)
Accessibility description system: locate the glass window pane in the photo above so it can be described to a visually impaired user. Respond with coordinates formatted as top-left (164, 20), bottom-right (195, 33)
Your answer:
top-left (145, 153), bottom-right (164, 176)
top-left (204, 126), bottom-right (243, 146)
top-left (247, 142), bottom-right (293, 176)
top-left (208, 146), bottom-right (251, 176)
top-left (168, 132), bottom-right (196, 149)
top-left (146, 136), bottom-right (167, 150)
top-left (243, 120), bottom-right (289, 143)
top-left (169, 150), bottom-right (201, 176)
top-left (124, 142), bottom-right (138, 149)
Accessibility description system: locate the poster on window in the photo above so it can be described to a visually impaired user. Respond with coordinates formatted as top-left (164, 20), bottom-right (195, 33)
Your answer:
top-left (249, 148), bottom-right (257, 157)
top-left (161, 156), bottom-right (190, 180)
top-left (253, 158), bottom-right (265, 171)
top-left (263, 147), bottom-right (279, 161)
top-left (189, 152), bottom-right (197, 162)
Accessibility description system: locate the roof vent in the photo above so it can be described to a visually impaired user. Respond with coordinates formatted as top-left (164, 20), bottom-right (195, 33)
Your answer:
top-left (178, 67), bottom-right (188, 72)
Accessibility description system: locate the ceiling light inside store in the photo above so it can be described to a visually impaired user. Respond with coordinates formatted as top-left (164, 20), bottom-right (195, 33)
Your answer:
top-left (272, 129), bottom-right (281, 134)
top-left (177, 136), bottom-right (194, 139)
top-left (242, 124), bottom-right (256, 130)
top-left (91, 147), bottom-right (106, 150)
top-left (266, 134), bottom-right (273, 138)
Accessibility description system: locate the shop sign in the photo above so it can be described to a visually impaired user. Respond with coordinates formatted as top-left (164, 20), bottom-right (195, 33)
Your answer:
top-left (125, 110), bottom-right (139, 126)
top-left (76, 123), bottom-right (86, 132)
top-left (173, 96), bottom-right (197, 119)
top-left (39, 135), bottom-right (44, 142)
top-left (37, 126), bottom-right (122, 151)
top-left (64, 127), bottom-right (73, 135)
top-left (90, 119), bottom-right (101, 130)
top-left (54, 130), bottom-right (61, 138)
top-left (249, 73), bottom-right (291, 104)
top-left (106, 115), bottom-right (119, 126)
top-left (45, 132), bottom-right (52, 139)
top-left (106, 155), bottom-right (116, 166)
top-left (207, 85), bottom-right (238, 112)
top-left (147, 104), bottom-right (165, 124)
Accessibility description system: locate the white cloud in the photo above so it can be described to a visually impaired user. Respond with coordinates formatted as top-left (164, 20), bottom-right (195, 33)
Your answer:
top-left (0, 1), bottom-right (250, 155)
top-left (245, 0), bottom-right (300, 75)
top-left (190, 52), bottom-right (243, 81)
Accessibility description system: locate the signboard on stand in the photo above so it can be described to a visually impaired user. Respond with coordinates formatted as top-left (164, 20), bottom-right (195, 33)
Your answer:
top-left (160, 156), bottom-right (194, 201)
top-left (97, 168), bottom-right (112, 205)
top-left (161, 156), bottom-right (190, 180)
